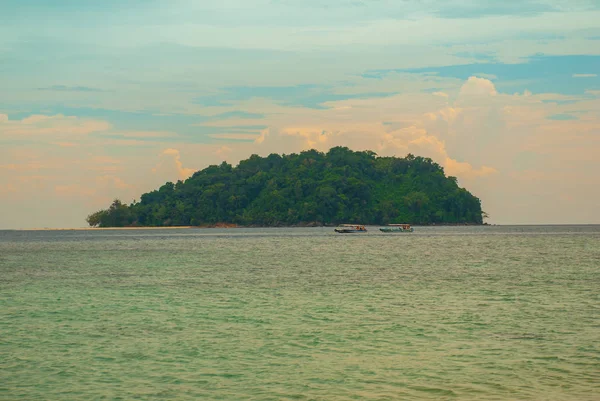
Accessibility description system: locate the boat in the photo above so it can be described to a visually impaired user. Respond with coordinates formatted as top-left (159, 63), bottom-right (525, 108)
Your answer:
top-left (379, 224), bottom-right (414, 233)
top-left (334, 224), bottom-right (368, 233)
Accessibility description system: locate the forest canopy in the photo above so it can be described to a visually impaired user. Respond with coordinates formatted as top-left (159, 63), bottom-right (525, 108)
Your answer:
top-left (86, 147), bottom-right (485, 227)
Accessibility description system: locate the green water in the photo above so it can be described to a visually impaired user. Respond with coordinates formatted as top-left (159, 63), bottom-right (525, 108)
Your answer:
top-left (1, 226), bottom-right (599, 400)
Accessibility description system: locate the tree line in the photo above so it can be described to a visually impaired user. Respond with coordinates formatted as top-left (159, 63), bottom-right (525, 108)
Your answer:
top-left (86, 147), bottom-right (485, 227)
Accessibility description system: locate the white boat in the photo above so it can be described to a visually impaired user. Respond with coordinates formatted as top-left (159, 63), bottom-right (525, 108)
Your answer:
top-left (379, 224), bottom-right (414, 233)
top-left (334, 224), bottom-right (367, 233)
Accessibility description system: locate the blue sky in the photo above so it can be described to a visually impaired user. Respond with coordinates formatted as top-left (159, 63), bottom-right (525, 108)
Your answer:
top-left (365, 55), bottom-right (600, 95)
top-left (1, 0), bottom-right (599, 227)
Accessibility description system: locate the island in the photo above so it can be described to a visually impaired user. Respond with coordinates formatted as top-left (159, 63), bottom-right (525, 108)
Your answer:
top-left (86, 147), bottom-right (485, 227)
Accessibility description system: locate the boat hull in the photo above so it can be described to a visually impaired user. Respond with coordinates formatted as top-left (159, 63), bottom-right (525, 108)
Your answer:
top-left (334, 228), bottom-right (367, 233)
top-left (379, 227), bottom-right (414, 233)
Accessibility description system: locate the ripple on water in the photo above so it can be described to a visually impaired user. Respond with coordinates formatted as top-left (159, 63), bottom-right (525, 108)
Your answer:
top-left (1, 226), bottom-right (600, 400)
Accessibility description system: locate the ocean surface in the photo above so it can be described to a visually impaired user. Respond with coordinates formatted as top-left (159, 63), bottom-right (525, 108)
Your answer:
top-left (1, 225), bottom-right (599, 400)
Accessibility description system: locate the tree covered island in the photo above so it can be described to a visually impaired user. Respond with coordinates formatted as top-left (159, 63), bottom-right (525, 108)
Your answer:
top-left (87, 147), bottom-right (485, 227)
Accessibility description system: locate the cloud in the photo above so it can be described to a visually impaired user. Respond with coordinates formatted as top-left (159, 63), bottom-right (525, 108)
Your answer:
top-left (0, 162), bottom-right (45, 172)
top-left (2, 73), bottom-right (600, 227)
top-left (54, 175), bottom-right (132, 202)
top-left (382, 124), bottom-right (497, 179)
top-left (212, 75), bottom-right (599, 225)
top-left (445, 158), bottom-right (497, 178)
top-left (152, 148), bottom-right (196, 181)
top-left (572, 73), bottom-right (597, 78)
top-left (206, 111), bottom-right (265, 120)
top-left (426, 106), bottom-right (462, 123)
top-left (0, 114), bottom-right (111, 139)
top-left (53, 142), bottom-right (78, 148)
top-left (96, 175), bottom-right (130, 190)
top-left (54, 184), bottom-right (97, 198)
top-left (459, 76), bottom-right (497, 96)
top-left (92, 156), bottom-right (121, 165)
top-left (547, 114), bottom-right (578, 121)
top-left (0, 183), bottom-right (17, 194)
top-left (434, 0), bottom-right (556, 19)
top-left (194, 84), bottom-right (398, 109)
top-left (208, 133), bottom-right (260, 141)
top-left (249, 114), bottom-right (497, 182)
top-left (255, 129), bottom-right (268, 144)
top-left (38, 85), bottom-right (104, 92)
top-left (104, 130), bottom-right (179, 139)
top-left (453, 51), bottom-right (497, 62)
top-left (21, 115), bottom-right (62, 124)
top-left (472, 73), bottom-right (498, 80)
top-left (215, 146), bottom-right (232, 157)
top-left (376, 55), bottom-right (600, 96)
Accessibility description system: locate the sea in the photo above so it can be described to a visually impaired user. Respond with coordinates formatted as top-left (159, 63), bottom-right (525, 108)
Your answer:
top-left (1, 225), bottom-right (599, 400)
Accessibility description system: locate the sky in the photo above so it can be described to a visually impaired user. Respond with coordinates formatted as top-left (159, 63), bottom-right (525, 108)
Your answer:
top-left (1, 0), bottom-right (599, 228)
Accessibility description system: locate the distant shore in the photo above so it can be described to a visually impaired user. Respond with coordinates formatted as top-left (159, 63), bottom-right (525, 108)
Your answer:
top-left (22, 222), bottom-right (492, 231)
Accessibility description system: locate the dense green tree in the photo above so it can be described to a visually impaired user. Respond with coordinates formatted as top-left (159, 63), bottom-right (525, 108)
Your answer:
top-left (85, 210), bottom-right (107, 227)
top-left (87, 199), bottom-right (133, 227)
top-left (87, 147), bottom-right (484, 227)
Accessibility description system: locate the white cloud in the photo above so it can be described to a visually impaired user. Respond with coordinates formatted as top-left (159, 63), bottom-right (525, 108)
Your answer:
top-left (459, 76), bottom-right (498, 97)
top-left (572, 73), bottom-right (597, 78)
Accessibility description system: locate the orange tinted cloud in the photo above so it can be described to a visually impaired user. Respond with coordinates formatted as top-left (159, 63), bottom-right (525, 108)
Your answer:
top-left (1, 114), bottom-right (111, 139)
top-left (153, 148), bottom-right (196, 180)
top-left (2, 75), bottom-right (599, 227)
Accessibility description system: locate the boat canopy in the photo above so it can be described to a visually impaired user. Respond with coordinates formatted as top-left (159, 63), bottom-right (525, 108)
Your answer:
top-left (335, 224), bottom-right (367, 231)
